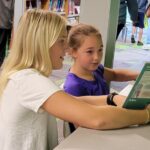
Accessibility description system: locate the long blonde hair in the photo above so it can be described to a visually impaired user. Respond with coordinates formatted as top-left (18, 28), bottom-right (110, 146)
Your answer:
top-left (0, 9), bottom-right (66, 96)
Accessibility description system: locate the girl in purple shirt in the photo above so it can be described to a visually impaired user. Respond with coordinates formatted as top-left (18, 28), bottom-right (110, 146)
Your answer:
top-left (64, 24), bottom-right (139, 97)
top-left (64, 24), bottom-right (140, 132)
top-left (64, 64), bottom-right (109, 96)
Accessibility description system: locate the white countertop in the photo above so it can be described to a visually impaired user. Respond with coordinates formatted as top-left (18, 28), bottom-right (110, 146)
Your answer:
top-left (54, 125), bottom-right (150, 150)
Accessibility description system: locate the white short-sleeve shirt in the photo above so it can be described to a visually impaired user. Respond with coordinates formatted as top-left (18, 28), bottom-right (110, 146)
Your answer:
top-left (0, 69), bottom-right (61, 150)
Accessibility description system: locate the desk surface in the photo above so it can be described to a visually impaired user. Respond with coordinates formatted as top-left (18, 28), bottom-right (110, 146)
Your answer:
top-left (54, 125), bottom-right (150, 150)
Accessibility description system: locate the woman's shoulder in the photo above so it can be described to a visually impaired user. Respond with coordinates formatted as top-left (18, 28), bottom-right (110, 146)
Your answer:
top-left (9, 69), bottom-right (55, 88)
top-left (9, 69), bottom-right (39, 79)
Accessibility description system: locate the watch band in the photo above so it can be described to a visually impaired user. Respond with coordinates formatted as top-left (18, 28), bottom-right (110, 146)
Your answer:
top-left (107, 92), bottom-right (118, 106)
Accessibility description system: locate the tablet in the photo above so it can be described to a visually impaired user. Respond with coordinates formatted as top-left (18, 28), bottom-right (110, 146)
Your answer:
top-left (123, 62), bottom-right (150, 109)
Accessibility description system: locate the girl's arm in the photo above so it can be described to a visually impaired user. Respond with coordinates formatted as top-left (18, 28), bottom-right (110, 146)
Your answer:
top-left (104, 67), bottom-right (139, 82)
top-left (42, 91), bottom-right (149, 130)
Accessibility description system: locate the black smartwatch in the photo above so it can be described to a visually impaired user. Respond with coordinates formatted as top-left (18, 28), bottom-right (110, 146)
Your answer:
top-left (107, 92), bottom-right (118, 106)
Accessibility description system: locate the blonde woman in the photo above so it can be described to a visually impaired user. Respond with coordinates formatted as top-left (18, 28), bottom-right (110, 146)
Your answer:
top-left (0, 9), bottom-right (149, 150)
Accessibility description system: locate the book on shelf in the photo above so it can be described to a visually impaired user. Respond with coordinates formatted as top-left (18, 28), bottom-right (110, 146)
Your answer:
top-left (68, 0), bottom-right (75, 15)
top-left (50, 0), bottom-right (58, 12)
top-left (123, 62), bottom-right (150, 109)
top-left (50, 0), bottom-right (77, 15)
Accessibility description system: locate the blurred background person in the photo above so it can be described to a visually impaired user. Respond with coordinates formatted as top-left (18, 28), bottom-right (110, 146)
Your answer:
top-left (116, 0), bottom-right (138, 39)
top-left (0, 0), bottom-right (15, 67)
top-left (131, 0), bottom-right (148, 46)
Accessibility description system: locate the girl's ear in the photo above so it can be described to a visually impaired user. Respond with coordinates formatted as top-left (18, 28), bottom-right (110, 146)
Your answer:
top-left (67, 48), bottom-right (77, 58)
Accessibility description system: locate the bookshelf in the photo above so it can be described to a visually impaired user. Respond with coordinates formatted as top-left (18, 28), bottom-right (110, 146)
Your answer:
top-left (14, 0), bottom-right (80, 31)
top-left (48, 0), bottom-right (80, 24)
top-left (24, 0), bottom-right (80, 24)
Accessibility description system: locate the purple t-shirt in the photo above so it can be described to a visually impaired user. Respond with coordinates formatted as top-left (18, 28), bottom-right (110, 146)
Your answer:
top-left (64, 64), bottom-right (109, 96)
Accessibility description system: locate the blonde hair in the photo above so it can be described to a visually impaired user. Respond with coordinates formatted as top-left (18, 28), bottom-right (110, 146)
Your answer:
top-left (0, 9), bottom-right (66, 96)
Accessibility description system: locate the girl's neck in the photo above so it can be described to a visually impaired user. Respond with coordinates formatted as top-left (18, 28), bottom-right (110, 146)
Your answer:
top-left (70, 64), bottom-right (95, 81)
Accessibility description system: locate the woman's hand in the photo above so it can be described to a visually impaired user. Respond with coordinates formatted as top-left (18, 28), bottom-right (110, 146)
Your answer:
top-left (113, 95), bottom-right (127, 107)
top-left (146, 104), bottom-right (150, 123)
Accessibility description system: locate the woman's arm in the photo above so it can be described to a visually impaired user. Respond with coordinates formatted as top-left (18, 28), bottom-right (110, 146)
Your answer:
top-left (75, 94), bottom-right (126, 107)
top-left (104, 67), bottom-right (139, 82)
top-left (42, 91), bottom-right (149, 130)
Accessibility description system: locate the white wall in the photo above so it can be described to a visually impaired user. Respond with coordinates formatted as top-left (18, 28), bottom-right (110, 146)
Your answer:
top-left (79, 0), bottom-right (120, 67)
top-left (14, 0), bottom-right (25, 31)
